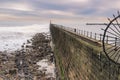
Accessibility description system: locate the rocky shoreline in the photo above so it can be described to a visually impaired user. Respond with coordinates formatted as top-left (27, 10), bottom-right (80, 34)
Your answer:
top-left (0, 33), bottom-right (56, 80)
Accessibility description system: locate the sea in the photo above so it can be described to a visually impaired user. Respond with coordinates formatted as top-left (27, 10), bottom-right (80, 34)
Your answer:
top-left (0, 24), bottom-right (49, 52)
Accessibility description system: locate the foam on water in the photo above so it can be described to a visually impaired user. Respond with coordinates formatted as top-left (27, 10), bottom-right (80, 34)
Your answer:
top-left (0, 24), bottom-right (49, 52)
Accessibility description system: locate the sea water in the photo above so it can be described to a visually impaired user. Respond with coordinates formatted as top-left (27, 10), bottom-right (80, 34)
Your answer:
top-left (0, 24), bottom-right (49, 52)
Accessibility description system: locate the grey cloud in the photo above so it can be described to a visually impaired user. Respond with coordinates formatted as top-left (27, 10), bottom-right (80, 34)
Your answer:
top-left (0, 0), bottom-right (120, 25)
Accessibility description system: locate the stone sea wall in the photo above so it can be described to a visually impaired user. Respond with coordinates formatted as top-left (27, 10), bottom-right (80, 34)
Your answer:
top-left (50, 24), bottom-right (120, 80)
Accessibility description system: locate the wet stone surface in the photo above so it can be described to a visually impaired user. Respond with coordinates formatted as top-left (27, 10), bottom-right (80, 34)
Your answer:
top-left (0, 33), bottom-right (56, 80)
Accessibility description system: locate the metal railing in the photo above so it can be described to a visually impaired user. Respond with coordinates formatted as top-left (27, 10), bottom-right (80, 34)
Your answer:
top-left (52, 24), bottom-right (118, 45)
top-left (54, 24), bottom-right (103, 42)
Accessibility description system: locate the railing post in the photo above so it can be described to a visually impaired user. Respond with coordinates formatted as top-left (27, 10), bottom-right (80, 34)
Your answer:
top-left (79, 30), bottom-right (80, 35)
top-left (90, 32), bottom-right (92, 38)
top-left (100, 34), bottom-right (102, 42)
top-left (74, 28), bottom-right (76, 33)
top-left (76, 28), bottom-right (77, 34)
top-left (87, 31), bottom-right (89, 37)
top-left (95, 33), bottom-right (96, 40)
top-left (84, 30), bottom-right (85, 36)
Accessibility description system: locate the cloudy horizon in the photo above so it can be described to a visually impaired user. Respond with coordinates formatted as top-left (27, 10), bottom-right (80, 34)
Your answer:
top-left (0, 0), bottom-right (119, 26)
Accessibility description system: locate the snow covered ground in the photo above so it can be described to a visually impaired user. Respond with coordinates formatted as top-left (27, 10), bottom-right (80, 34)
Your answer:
top-left (0, 24), bottom-right (49, 52)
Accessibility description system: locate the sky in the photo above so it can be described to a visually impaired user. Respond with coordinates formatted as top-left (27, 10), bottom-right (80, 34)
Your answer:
top-left (0, 0), bottom-right (120, 26)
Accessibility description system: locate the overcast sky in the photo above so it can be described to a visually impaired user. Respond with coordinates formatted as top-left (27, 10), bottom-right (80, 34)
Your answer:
top-left (0, 0), bottom-right (120, 26)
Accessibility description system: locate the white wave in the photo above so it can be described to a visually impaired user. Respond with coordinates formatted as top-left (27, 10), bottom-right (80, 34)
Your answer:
top-left (0, 24), bottom-right (49, 52)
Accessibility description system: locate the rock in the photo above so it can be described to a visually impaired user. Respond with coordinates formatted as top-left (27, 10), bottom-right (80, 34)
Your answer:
top-left (26, 45), bottom-right (34, 48)
top-left (9, 69), bottom-right (17, 75)
top-left (47, 77), bottom-right (56, 80)
top-left (27, 40), bottom-right (31, 44)
top-left (0, 32), bottom-right (56, 79)
top-left (0, 77), bottom-right (3, 80)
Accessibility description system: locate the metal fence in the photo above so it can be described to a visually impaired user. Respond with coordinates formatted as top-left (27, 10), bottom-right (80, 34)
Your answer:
top-left (55, 24), bottom-right (103, 42)
top-left (53, 24), bottom-right (118, 45)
